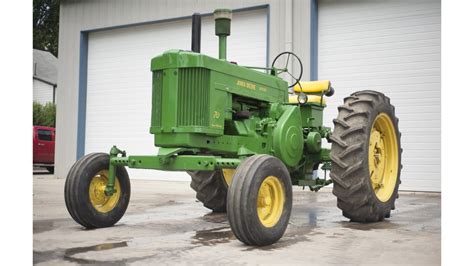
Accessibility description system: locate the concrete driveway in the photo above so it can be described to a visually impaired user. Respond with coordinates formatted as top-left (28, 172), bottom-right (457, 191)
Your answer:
top-left (33, 171), bottom-right (440, 265)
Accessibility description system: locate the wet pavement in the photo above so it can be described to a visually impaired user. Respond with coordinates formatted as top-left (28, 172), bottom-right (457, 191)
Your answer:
top-left (33, 171), bottom-right (441, 265)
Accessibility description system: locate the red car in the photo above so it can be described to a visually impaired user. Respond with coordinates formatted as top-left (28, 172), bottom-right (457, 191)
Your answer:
top-left (33, 126), bottom-right (55, 173)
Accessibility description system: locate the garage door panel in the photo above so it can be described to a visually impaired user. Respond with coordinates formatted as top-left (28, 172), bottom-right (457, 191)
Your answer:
top-left (402, 133), bottom-right (440, 143)
top-left (322, 76), bottom-right (439, 88)
top-left (323, 56), bottom-right (440, 70)
top-left (320, 46), bottom-right (440, 63)
top-left (321, 12), bottom-right (440, 28)
top-left (85, 9), bottom-right (267, 180)
top-left (402, 179), bottom-right (440, 192)
top-left (320, 25), bottom-right (440, 46)
top-left (319, 0), bottom-right (440, 191)
top-left (403, 166), bottom-right (440, 173)
top-left (405, 151), bottom-right (440, 160)
top-left (319, 0), bottom-right (439, 21)
top-left (320, 62), bottom-right (440, 76)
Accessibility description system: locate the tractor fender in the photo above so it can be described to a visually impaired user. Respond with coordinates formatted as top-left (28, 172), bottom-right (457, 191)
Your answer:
top-left (272, 105), bottom-right (304, 167)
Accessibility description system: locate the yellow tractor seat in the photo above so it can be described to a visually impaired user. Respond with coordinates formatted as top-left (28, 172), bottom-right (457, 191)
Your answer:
top-left (288, 94), bottom-right (326, 105)
top-left (294, 80), bottom-right (331, 94)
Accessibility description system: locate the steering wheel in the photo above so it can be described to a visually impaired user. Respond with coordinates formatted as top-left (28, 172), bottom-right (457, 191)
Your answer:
top-left (271, 52), bottom-right (303, 88)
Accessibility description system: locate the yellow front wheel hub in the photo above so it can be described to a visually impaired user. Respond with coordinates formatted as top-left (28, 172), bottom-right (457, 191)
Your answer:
top-left (89, 170), bottom-right (121, 213)
top-left (369, 113), bottom-right (399, 202)
top-left (257, 176), bottom-right (285, 228)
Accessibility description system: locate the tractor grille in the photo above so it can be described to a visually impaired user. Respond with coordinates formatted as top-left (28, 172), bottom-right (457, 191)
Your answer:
top-left (152, 70), bottom-right (164, 127)
top-left (177, 68), bottom-right (210, 127)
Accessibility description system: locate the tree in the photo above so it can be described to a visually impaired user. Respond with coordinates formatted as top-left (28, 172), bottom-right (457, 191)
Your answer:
top-left (33, 102), bottom-right (43, 126)
top-left (33, 0), bottom-right (60, 56)
top-left (33, 102), bottom-right (56, 127)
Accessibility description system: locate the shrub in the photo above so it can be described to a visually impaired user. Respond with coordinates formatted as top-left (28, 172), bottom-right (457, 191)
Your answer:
top-left (33, 101), bottom-right (56, 127)
top-left (33, 102), bottom-right (43, 126)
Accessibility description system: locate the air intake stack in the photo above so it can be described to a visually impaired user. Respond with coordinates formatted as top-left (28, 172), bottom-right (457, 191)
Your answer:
top-left (213, 9), bottom-right (232, 60)
top-left (191, 13), bottom-right (201, 53)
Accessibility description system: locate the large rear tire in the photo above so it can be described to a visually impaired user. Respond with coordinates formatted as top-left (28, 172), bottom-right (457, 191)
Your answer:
top-left (188, 170), bottom-right (229, 212)
top-left (227, 155), bottom-right (292, 246)
top-left (330, 90), bottom-right (402, 222)
top-left (64, 153), bottom-right (131, 228)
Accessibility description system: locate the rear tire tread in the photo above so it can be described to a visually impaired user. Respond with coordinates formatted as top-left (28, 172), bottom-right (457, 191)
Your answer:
top-left (331, 90), bottom-right (402, 222)
top-left (188, 171), bottom-right (228, 212)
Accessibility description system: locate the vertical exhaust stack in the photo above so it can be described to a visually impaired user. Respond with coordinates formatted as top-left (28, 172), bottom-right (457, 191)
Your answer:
top-left (191, 13), bottom-right (201, 53)
top-left (213, 9), bottom-right (232, 60)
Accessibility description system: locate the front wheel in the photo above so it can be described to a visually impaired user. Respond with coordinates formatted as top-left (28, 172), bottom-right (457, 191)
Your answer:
top-left (227, 155), bottom-right (292, 246)
top-left (330, 90), bottom-right (402, 222)
top-left (64, 153), bottom-right (131, 228)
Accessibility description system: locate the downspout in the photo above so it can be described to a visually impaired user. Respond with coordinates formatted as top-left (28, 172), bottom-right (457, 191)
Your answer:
top-left (53, 84), bottom-right (57, 104)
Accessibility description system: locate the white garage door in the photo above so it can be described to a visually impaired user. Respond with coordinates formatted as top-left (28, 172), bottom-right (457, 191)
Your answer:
top-left (85, 9), bottom-right (267, 180)
top-left (318, 0), bottom-right (440, 191)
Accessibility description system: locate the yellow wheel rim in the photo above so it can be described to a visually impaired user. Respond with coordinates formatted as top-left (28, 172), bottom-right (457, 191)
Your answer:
top-left (369, 113), bottom-right (399, 202)
top-left (222, 169), bottom-right (235, 186)
top-left (257, 176), bottom-right (285, 228)
top-left (89, 170), bottom-right (121, 213)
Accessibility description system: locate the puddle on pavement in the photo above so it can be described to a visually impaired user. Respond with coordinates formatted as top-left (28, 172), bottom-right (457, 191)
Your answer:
top-left (34, 218), bottom-right (71, 234)
top-left (201, 212), bottom-right (228, 224)
top-left (191, 223), bottom-right (320, 250)
top-left (34, 220), bottom-right (55, 234)
top-left (65, 241), bottom-right (128, 256)
top-left (192, 226), bottom-right (235, 246)
top-left (34, 241), bottom-right (128, 265)
top-left (339, 220), bottom-right (400, 231)
top-left (151, 199), bottom-right (182, 208)
top-left (243, 225), bottom-right (318, 251)
top-left (191, 205), bottom-right (324, 249)
top-left (190, 202), bottom-right (404, 251)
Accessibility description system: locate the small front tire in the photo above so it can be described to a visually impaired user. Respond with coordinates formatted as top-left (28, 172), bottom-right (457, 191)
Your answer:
top-left (64, 153), bottom-right (131, 228)
top-left (227, 155), bottom-right (292, 246)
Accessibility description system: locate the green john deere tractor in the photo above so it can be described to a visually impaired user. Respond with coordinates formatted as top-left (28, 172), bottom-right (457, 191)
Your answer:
top-left (65, 9), bottom-right (402, 246)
